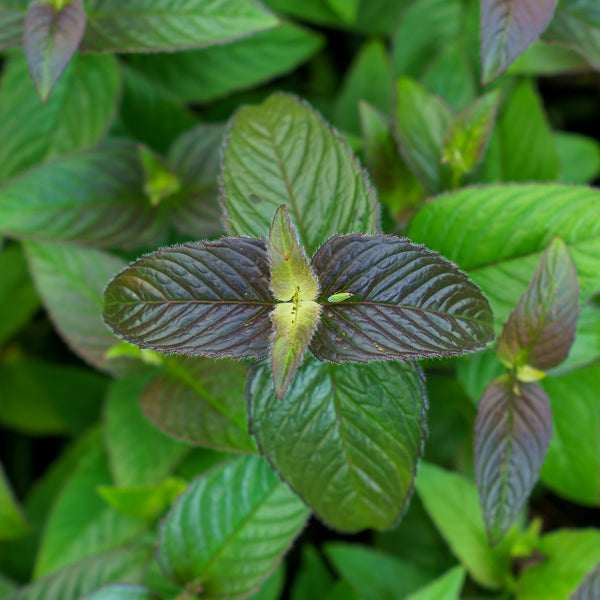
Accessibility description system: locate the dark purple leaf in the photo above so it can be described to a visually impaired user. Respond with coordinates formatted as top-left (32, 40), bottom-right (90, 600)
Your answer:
top-left (475, 378), bottom-right (552, 544)
top-left (480, 0), bottom-right (558, 83)
top-left (103, 238), bottom-right (275, 359)
top-left (497, 237), bottom-right (580, 370)
top-left (309, 234), bottom-right (494, 363)
top-left (24, 0), bottom-right (86, 102)
top-left (570, 562), bottom-right (600, 600)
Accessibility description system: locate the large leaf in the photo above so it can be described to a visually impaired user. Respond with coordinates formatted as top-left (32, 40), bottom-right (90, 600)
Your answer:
top-left (541, 364), bottom-right (600, 506)
top-left (475, 378), bottom-right (552, 544)
top-left (158, 455), bottom-right (309, 599)
top-left (248, 357), bottom-right (426, 532)
top-left (0, 142), bottom-right (165, 247)
top-left (408, 184), bottom-right (600, 328)
top-left (309, 234), bottom-right (494, 363)
top-left (103, 238), bottom-right (275, 359)
top-left (406, 566), bottom-right (466, 600)
top-left (221, 93), bottom-right (379, 255)
top-left (0, 463), bottom-right (30, 541)
top-left (140, 358), bottom-right (256, 453)
top-left (24, 0), bottom-right (86, 102)
top-left (570, 562), bottom-right (600, 600)
top-left (480, 0), bottom-right (558, 83)
top-left (0, 0), bottom-right (26, 50)
top-left (497, 237), bottom-right (579, 370)
top-left (0, 52), bottom-right (121, 182)
top-left (82, 0), bottom-right (278, 52)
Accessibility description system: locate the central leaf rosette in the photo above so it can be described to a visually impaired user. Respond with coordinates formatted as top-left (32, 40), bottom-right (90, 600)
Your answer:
top-left (103, 204), bottom-right (494, 400)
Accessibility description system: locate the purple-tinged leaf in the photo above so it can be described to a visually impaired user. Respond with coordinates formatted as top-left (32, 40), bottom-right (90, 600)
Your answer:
top-left (497, 237), bottom-right (580, 370)
top-left (140, 358), bottom-right (257, 453)
top-left (475, 378), bottom-right (552, 545)
top-left (24, 0), bottom-right (86, 103)
top-left (570, 562), bottom-right (600, 600)
top-left (309, 234), bottom-right (494, 363)
top-left (103, 238), bottom-right (275, 359)
top-left (0, 1), bottom-right (27, 50)
top-left (480, 0), bottom-right (558, 83)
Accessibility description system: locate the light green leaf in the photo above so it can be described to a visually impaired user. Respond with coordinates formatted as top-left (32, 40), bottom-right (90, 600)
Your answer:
top-left (221, 93), bottom-right (378, 255)
top-left (326, 0), bottom-right (359, 22)
top-left (406, 566), bottom-right (466, 600)
top-left (556, 303), bottom-right (600, 373)
top-left (508, 41), bottom-right (590, 75)
top-left (0, 462), bottom-right (30, 541)
top-left (247, 564), bottom-right (285, 600)
top-left (158, 455), bottom-right (309, 599)
top-left (554, 131), bottom-right (600, 184)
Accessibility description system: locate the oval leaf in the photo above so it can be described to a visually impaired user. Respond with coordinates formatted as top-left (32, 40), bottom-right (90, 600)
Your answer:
top-left (24, 0), bottom-right (86, 102)
top-left (221, 93), bottom-right (379, 254)
top-left (309, 234), bottom-right (494, 363)
top-left (158, 455), bottom-right (309, 598)
top-left (103, 238), bottom-right (275, 359)
top-left (475, 378), bottom-right (552, 544)
top-left (497, 237), bottom-right (580, 370)
top-left (480, 0), bottom-right (558, 83)
top-left (248, 357), bottom-right (427, 532)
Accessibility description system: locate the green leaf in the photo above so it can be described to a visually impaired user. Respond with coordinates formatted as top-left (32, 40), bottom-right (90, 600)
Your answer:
top-left (248, 357), bottom-right (426, 532)
top-left (309, 234), bottom-right (494, 363)
top-left (24, 0), bottom-right (86, 102)
top-left (105, 377), bottom-right (190, 487)
top-left (158, 455), bottom-right (309, 598)
top-left (103, 238), bottom-right (275, 359)
top-left (221, 93), bottom-right (379, 255)
top-left (324, 543), bottom-right (432, 600)
top-left (406, 566), bottom-right (466, 600)
top-left (126, 21), bottom-right (323, 104)
top-left (394, 78), bottom-right (454, 193)
top-left (408, 184), bottom-right (600, 329)
top-left (24, 241), bottom-right (133, 374)
top-left (497, 237), bottom-right (579, 370)
top-left (0, 244), bottom-right (39, 347)
top-left (0, 1), bottom-right (27, 50)
top-left (508, 41), bottom-right (590, 75)
top-left (516, 529), bottom-right (600, 600)
top-left (0, 463), bottom-right (30, 541)
top-left (82, 585), bottom-right (158, 600)
top-left (554, 131), bottom-right (600, 184)
top-left (545, 0), bottom-right (600, 70)
top-left (416, 462), bottom-right (515, 589)
top-left (326, 0), bottom-right (359, 22)
top-left (475, 378), bottom-right (552, 544)
top-left (323, 581), bottom-right (361, 600)
top-left (137, 146), bottom-right (180, 207)
top-left (557, 303), bottom-right (600, 373)
top-left (334, 39), bottom-right (393, 135)
top-left (0, 574), bottom-right (16, 599)
top-left (0, 52), bottom-right (121, 182)
top-left (8, 546), bottom-right (152, 600)
top-left (82, 0), bottom-right (279, 52)
top-left (541, 364), bottom-right (600, 506)
top-left (290, 546), bottom-right (334, 600)
top-left (140, 358), bottom-right (257, 453)
top-left (456, 351), bottom-right (505, 405)
top-left (570, 562), bottom-right (600, 600)
top-left (480, 0), bottom-right (558, 83)
top-left (247, 564), bottom-right (285, 600)
top-left (0, 142), bottom-right (165, 247)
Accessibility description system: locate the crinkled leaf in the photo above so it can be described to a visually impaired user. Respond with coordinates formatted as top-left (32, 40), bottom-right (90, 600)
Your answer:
top-left (0, 52), bottom-right (121, 182)
top-left (103, 238), bottom-right (275, 359)
top-left (24, 0), bottom-right (86, 102)
top-left (82, 585), bottom-right (158, 600)
top-left (221, 93), bottom-right (378, 254)
top-left (0, 462), bottom-right (31, 541)
top-left (406, 566), bottom-right (466, 600)
top-left (475, 378), bottom-right (552, 544)
top-left (394, 78), bottom-right (454, 193)
top-left (570, 562), bottom-right (600, 600)
top-left (0, 1), bottom-right (27, 50)
top-left (554, 131), bottom-right (600, 184)
top-left (309, 234), bottom-right (494, 363)
top-left (140, 358), bottom-right (256, 453)
top-left (82, 0), bottom-right (278, 52)
top-left (248, 357), bottom-right (427, 532)
top-left (158, 455), bottom-right (309, 598)
top-left (480, 0), bottom-right (558, 83)
top-left (0, 141), bottom-right (165, 247)
top-left (497, 237), bottom-right (579, 370)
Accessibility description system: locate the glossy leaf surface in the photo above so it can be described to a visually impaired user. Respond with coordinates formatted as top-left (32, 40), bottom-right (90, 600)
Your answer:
top-left (480, 0), bottom-right (558, 83)
top-left (475, 378), bottom-right (552, 544)
top-left (221, 93), bottom-right (378, 254)
top-left (24, 0), bottom-right (86, 102)
top-left (158, 455), bottom-right (309, 598)
top-left (309, 234), bottom-right (494, 363)
top-left (248, 358), bottom-right (426, 532)
top-left (103, 238), bottom-right (275, 359)
top-left (497, 237), bottom-right (579, 369)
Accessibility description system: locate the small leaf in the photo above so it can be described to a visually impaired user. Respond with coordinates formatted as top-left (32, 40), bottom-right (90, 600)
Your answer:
top-left (309, 234), bottom-right (494, 363)
top-left (570, 562), bottom-right (600, 600)
top-left (474, 378), bottom-right (552, 544)
top-left (270, 301), bottom-right (321, 400)
top-left (24, 0), bottom-right (86, 102)
top-left (268, 204), bottom-right (318, 302)
top-left (0, 462), bottom-right (31, 541)
top-left (103, 238), bottom-right (275, 359)
top-left (137, 145), bottom-right (180, 207)
top-left (480, 0), bottom-right (558, 83)
top-left (497, 237), bottom-right (580, 370)
top-left (406, 566), bottom-right (466, 600)
top-left (158, 455), bottom-right (309, 598)
top-left (83, 585), bottom-right (159, 600)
